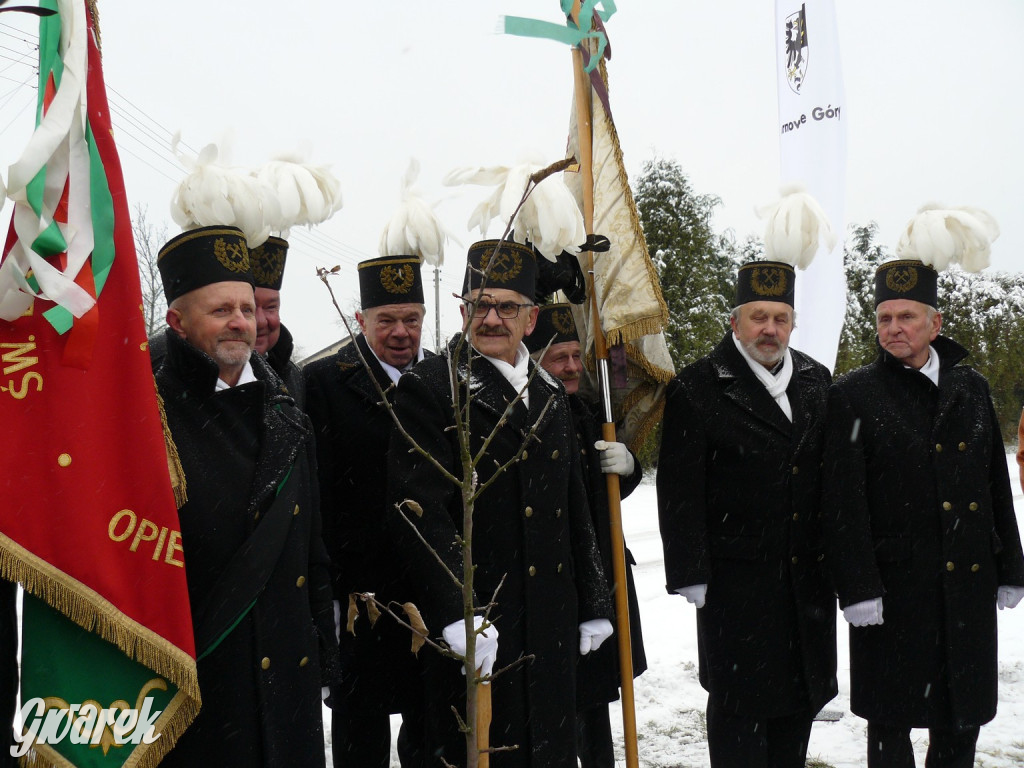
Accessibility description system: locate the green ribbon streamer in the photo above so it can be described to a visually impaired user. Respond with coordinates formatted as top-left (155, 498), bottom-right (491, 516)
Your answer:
top-left (30, 2), bottom-right (118, 335)
top-left (502, 15), bottom-right (607, 72)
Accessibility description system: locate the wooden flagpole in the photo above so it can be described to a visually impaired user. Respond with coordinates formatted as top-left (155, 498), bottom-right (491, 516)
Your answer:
top-left (477, 679), bottom-right (492, 768)
top-left (570, 5), bottom-right (639, 767)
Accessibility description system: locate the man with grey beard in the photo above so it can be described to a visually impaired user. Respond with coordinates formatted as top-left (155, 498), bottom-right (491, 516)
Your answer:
top-left (657, 260), bottom-right (837, 768)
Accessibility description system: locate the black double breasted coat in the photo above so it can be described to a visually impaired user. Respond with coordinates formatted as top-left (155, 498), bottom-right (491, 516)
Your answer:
top-left (304, 333), bottom-right (426, 713)
top-left (657, 333), bottom-right (838, 718)
top-left (822, 335), bottom-right (1024, 730)
top-left (386, 340), bottom-right (613, 768)
top-left (156, 331), bottom-right (338, 767)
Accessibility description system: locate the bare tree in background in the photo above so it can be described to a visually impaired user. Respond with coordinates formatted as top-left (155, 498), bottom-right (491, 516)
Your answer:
top-left (133, 203), bottom-right (168, 336)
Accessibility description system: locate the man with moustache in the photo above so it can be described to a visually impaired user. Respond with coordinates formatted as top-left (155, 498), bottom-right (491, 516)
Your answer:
top-left (525, 304), bottom-right (647, 768)
top-left (822, 257), bottom-right (1024, 767)
top-left (304, 255), bottom-right (430, 768)
top-left (155, 226), bottom-right (338, 767)
top-left (387, 240), bottom-right (614, 767)
top-left (657, 260), bottom-right (837, 768)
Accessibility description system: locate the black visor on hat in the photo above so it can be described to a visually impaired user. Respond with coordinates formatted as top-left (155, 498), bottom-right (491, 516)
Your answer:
top-left (158, 226), bottom-right (254, 303)
top-left (874, 259), bottom-right (938, 308)
top-left (462, 239), bottom-right (537, 299)
top-left (358, 256), bottom-right (425, 309)
top-left (734, 260), bottom-right (795, 308)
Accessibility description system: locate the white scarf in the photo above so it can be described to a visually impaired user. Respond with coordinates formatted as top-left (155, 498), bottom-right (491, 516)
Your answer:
top-left (908, 345), bottom-right (940, 386)
top-left (732, 333), bottom-right (794, 421)
top-left (480, 342), bottom-right (531, 410)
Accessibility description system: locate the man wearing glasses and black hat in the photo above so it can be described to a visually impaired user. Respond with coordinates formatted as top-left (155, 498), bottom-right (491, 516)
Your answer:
top-left (386, 239), bottom-right (613, 768)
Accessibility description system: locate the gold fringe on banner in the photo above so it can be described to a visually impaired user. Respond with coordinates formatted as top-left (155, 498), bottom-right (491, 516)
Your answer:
top-left (0, 538), bottom-right (200, 704)
top-left (156, 386), bottom-right (188, 509)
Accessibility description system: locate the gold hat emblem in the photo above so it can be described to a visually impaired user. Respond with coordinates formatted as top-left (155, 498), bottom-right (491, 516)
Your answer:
top-left (380, 264), bottom-right (416, 294)
top-left (750, 266), bottom-right (787, 297)
top-left (551, 308), bottom-right (575, 335)
top-left (214, 238), bottom-right (249, 273)
top-left (252, 243), bottom-right (286, 286)
top-left (885, 265), bottom-right (919, 293)
top-left (480, 248), bottom-right (523, 283)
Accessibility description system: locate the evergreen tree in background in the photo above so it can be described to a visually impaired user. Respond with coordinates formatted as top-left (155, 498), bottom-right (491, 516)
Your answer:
top-left (634, 158), bottom-right (736, 371)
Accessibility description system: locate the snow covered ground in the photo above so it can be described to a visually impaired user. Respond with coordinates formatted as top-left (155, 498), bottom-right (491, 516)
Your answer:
top-left (343, 453), bottom-right (1024, 767)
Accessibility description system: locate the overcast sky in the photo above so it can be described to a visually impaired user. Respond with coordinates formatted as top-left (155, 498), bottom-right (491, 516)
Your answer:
top-left (2, 0), bottom-right (1021, 356)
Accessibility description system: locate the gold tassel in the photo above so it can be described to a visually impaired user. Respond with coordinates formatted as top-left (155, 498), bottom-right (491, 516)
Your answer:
top-left (155, 386), bottom-right (187, 508)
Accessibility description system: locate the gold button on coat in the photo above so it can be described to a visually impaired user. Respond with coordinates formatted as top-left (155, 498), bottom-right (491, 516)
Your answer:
top-left (791, 556), bottom-right (799, 564)
top-left (293, 504), bottom-right (300, 516)
top-left (551, 450), bottom-right (559, 459)
top-left (296, 576), bottom-right (306, 587)
top-left (524, 506), bottom-right (534, 518)
top-left (299, 656), bottom-right (309, 667)
top-left (528, 566), bottom-right (537, 576)
top-left (971, 564), bottom-right (980, 573)
top-left (557, 563), bottom-right (563, 573)
top-left (261, 657), bottom-right (271, 670)
top-left (792, 513), bottom-right (799, 521)
top-left (958, 442), bottom-right (967, 451)
top-left (935, 443), bottom-right (943, 452)
top-left (946, 562), bottom-right (955, 572)
top-left (791, 466), bottom-right (799, 475)
top-left (969, 502), bottom-right (979, 511)
top-left (942, 501), bottom-right (952, 511)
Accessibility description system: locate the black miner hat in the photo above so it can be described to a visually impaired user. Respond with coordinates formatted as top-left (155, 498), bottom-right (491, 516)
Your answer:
top-left (358, 256), bottom-right (425, 309)
top-left (734, 260), bottom-right (795, 308)
top-left (525, 303), bottom-right (580, 354)
top-left (874, 259), bottom-right (938, 308)
top-left (462, 239), bottom-right (537, 298)
top-left (249, 236), bottom-right (288, 291)
top-left (158, 226), bottom-right (254, 303)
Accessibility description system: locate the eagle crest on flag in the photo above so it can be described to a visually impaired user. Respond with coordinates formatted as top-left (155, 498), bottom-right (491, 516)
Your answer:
top-left (784, 5), bottom-right (809, 93)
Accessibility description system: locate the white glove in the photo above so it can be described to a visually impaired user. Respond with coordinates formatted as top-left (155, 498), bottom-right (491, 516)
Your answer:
top-left (579, 618), bottom-right (614, 655)
top-left (443, 616), bottom-right (499, 676)
top-left (843, 597), bottom-right (884, 627)
top-left (594, 440), bottom-right (635, 476)
top-left (333, 599), bottom-right (342, 643)
top-left (675, 584), bottom-right (707, 609)
top-left (997, 586), bottom-right (1024, 610)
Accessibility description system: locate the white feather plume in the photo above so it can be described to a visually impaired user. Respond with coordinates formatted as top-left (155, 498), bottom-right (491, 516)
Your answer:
top-left (254, 154), bottom-right (343, 237)
top-left (895, 203), bottom-right (999, 273)
top-left (170, 137), bottom-right (276, 247)
top-left (378, 158), bottom-right (448, 266)
top-left (443, 162), bottom-right (585, 261)
top-left (756, 184), bottom-right (836, 269)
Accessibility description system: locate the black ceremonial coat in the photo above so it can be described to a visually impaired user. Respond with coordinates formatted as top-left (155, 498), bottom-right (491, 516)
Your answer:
top-left (303, 333), bottom-right (428, 712)
top-left (266, 324), bottom-right (305, 411)
top-left (657, 332), bottom-right (838, 718)
top-left (386, 340), bottom-right (613, 768)
top-left (822, 335), bottom-right (1024, 730)
top-left (156, 331), bottom-right (338, 768)
top-left (570, 395), bottom-right (647, 711)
